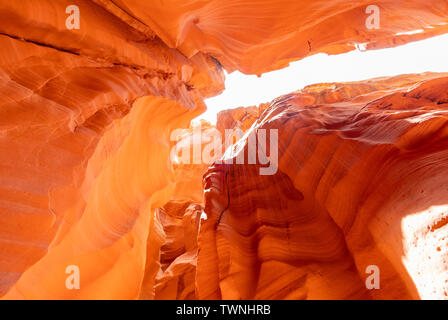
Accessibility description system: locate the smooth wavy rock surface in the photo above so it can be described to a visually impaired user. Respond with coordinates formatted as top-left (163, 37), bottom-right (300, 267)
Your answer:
top-left (0, 0), bottom-right (448, 300)
top-left (199, 73), bottom-right (448, 300)
top-left (0, 1), bottom-right (223, 298)
top-left (93, 0), bottom-right (448, 74)
top-left (152, 201), bottom-right (202, 300)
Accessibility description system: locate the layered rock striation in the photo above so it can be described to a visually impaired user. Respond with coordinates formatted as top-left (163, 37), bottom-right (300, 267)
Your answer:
top-left (200, 73), bottom-right (448, 299)
top-left (0, 0), bottom-right (447, 299)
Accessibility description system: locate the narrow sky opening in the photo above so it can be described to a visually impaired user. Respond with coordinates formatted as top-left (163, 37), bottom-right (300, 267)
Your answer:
top-left (199, 33), bottom-right (448, 124)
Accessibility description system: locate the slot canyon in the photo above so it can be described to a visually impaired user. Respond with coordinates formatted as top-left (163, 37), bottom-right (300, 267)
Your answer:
top-left (1, 0), bottom-right (448, 300)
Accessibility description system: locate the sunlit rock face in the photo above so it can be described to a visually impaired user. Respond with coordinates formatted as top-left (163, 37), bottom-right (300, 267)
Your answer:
top-left (93, 0), bottom-right (448, 74)
top-left (139, 122), bottom-right (215, 300)
top-left (199, 73), bottom-right (448, 299)
top-left (0, 1), bottom-right (223, 299)
top-left (216, 105), bottom-right (268, 134)
top-left (152, 201), bottom-right (202, 300)
top-left (0, 0), bottom-right (448, 300)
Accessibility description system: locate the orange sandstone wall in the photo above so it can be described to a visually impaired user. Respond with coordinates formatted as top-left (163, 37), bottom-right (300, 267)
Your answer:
top-left (0, 0), bottom-right (448, 300)
top-left (0, 0), bottom-right (223, 298)
top-left (199, 73), bottom-right (448, 299)
top-left (94, 0), bottom-right (448, 74)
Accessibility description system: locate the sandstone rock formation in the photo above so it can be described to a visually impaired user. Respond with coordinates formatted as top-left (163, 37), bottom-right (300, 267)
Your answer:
top-left (200, 73), bottom-right (448, 300)
top-left (0, 0), bottom-right (448, 300)
top-left (93, 0), bottom-right (448, 75)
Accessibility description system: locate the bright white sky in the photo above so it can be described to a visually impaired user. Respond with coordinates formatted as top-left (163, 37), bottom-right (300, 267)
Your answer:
top-left (198, 33), bottom-right (448, 123)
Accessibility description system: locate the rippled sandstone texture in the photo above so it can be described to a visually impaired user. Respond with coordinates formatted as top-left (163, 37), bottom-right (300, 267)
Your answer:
top-left (0, 0), bottom-right (223, 299)
top-left (0, 0), bottom-right (448, 299)
top-left (201, 73), bottom-right (448, 300)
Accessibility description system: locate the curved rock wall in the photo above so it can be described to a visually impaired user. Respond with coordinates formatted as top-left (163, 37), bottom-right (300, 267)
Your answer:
top-left (199, 73), bottom-right (448, 299)
top-left (0, 0), bottom-right (448, 299)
